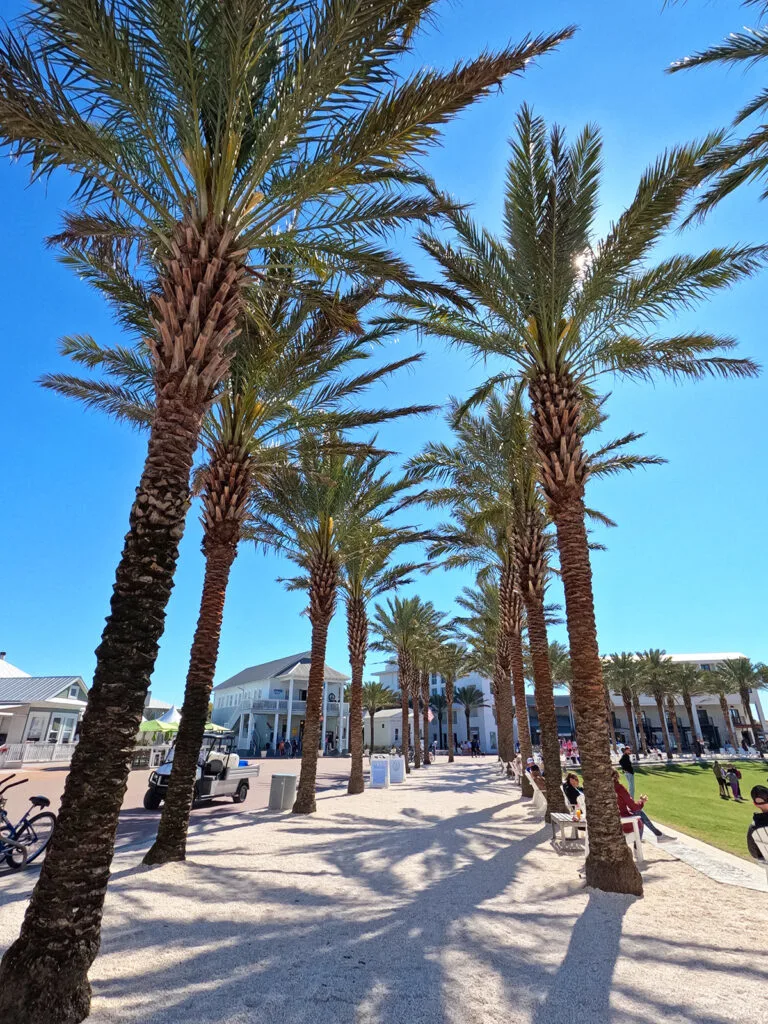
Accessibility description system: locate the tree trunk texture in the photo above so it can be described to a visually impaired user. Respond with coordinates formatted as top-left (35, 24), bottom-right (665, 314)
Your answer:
top-left (144, 531), bottom-right (239, 865)
top-left (654, 695), bottom-right (672, 755)
top-left (491, 652), bottom-right (507, 761)
top-left (684, 694), bottom-right (698, 749)
top-left (523, 592), bottom-right (567, 815)
top-left (399, 652), bottom-right (411, 773)
top-left (412, 668), bottom-right (422, 769)
top-left (666, 695), bottom-right (683, 756)
top-left (530, 371), bottom-right (641, 895)
top-left (720, 693), bottom-right (739, 750)
top-left (508, 610), bottom-right (534, 798)
top-left (604, 689), bottom-right (619, 753)
top-left (346, 598), bottom-right (367, 795)
top-left (622, 695), bottom-right (638, 754)
top-left (421, 670), bottom-right (431, 766)
top-left (740, 686), bottom-right (762, 750)
top-left (293, 557), bottom-right (338, 813)
top-left (446, 680), bottom-right (455, 763)
top-left (145, 426), bottom-right (252, 864)
top-left (495, 562), bottom-right (520, 766)
top-left (464, 707), bottom-right (471, 742)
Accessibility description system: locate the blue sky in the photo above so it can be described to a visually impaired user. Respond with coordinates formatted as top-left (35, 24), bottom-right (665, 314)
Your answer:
top-left (1, 0), bottom-right (766, 702)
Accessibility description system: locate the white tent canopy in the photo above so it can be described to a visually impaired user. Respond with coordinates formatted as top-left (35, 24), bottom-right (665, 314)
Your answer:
top-left (156, 705), bottom-right (181, 726)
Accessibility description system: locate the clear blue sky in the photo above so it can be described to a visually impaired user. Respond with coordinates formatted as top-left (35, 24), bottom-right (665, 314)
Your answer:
top-left (1, 0), bottom-right (766, 703)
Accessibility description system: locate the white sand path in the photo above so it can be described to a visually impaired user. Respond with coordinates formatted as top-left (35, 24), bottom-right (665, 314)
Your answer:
top-left (1, 759), bottom-right (766, 1024)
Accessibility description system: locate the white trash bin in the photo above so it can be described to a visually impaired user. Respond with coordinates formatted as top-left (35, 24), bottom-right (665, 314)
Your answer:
top-left (370, 754), bottom-right (390, 788)
top-left (269, 773), bottom-right (297, 810)
top-left (389, 755), bottom-right (406, 784)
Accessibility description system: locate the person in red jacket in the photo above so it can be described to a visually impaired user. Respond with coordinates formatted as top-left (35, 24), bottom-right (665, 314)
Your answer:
top-left (612, 770), bottom-right (674, 842)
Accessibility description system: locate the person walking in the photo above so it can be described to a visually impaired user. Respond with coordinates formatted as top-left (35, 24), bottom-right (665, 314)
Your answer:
top-left (619, 746), bottom-right (636, 798)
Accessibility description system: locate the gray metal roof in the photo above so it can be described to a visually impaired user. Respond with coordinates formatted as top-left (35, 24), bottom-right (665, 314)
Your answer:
top-left (0, 676), bottom-right (87, 703)
top-left (214, 652), bottom-right (349, 690)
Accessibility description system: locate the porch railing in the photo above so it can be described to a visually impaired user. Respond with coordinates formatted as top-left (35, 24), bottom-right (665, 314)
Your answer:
top-left (0, 741), bottom-right (78, 766)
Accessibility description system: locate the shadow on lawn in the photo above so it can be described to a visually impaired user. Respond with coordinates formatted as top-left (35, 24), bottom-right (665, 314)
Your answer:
top-left (60, 762), bottom-right (751, 1024)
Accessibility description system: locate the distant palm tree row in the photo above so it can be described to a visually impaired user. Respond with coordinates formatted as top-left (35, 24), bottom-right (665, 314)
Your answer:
top-left (0, 1), bottom-right (766, 1019)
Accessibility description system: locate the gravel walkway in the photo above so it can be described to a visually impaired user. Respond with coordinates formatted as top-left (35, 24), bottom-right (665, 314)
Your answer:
top-left (1, 760), bottom-right (765, 1024)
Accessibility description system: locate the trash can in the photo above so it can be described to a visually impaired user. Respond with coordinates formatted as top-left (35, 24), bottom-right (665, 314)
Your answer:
top-left (370, 755), bottom-right (390, 788)
top-left (389, 755), bottom-right (406, 784)
top-left (269, 773), bottom-right (298, 810)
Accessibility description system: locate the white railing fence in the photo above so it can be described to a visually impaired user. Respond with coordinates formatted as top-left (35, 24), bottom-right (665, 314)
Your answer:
top-left (0, 742), bottom-right (78, 766)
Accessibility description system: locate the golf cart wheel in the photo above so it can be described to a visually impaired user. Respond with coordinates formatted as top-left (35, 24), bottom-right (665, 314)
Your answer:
top-left (143, 789), bottom-right (162, 811)
top-left (233, 782), bottom-right (248, 804)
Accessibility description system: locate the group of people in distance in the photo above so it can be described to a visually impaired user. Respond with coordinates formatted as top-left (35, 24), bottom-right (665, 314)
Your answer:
top-left (711, 759), bottom-right (745, 801)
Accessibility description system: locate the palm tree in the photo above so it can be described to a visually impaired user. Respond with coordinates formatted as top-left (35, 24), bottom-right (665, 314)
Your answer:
top-left (637, 650), bottom-right (674, 756)
top-left (0, 7), bottom-right (572, 1012)
top-left (669, 2), bottom-right (768, 220)
top-left (604, 653), bottom-right (642, 755)
top-left (715, 658), bottom-right (765, 753)
top-left (362, 682), bottom-right (399, 754)
top-left (389, 108), bottom-right (763, 895)
top-left (454, 684), bottom-right (489, 744)
top-left (704, 673), bottom-right (741, 752)
top-left (548, 642), bottom-right (572, 687)
top-left (340, 491), bottom-right (425, 794)
top-left (433, 641), bottom-right (470, 764)
top-left (250, 436), bottom-right (417, 812)
top-left (430, 693), bottom-right (448, 750)
top-left (372, 596), bottom-right (427, 773)
top-left (411, 604), bottom-right (446, 766)
top-left (453, 575), bottom-right (516, 765)
top-left (44, 274), bottom-right (423, 863)
top-left (668, 663), bottom-right (707, 753)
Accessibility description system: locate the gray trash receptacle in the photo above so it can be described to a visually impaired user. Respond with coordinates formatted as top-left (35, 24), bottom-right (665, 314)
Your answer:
top-left (269, 773), bottom-right (298, 810)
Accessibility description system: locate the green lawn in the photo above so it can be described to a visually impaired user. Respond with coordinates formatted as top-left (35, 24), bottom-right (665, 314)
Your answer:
top-left (621, 761), bottom-right (767, 860)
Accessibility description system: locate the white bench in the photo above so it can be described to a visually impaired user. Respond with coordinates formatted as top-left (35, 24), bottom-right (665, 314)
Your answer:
top-left (525, 770), bottom-right (549, 817)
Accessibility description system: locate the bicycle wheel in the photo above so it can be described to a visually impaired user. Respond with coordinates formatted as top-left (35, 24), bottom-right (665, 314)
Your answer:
top-left (13, 812), bottom-right (56, 865)
top-left (1, 823), bottom-right (28, 870)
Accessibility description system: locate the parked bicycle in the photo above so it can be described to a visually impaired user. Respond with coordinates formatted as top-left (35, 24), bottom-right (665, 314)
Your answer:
top-left (0, 774), bottom-right (56, 870)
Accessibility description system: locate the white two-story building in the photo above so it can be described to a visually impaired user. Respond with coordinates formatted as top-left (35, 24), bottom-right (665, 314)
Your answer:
top-left (211, 652), bottom-right (350, 754)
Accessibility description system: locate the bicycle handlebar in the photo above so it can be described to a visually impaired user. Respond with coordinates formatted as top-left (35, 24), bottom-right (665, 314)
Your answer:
top-left (0, 777), bottom-right (27, 797)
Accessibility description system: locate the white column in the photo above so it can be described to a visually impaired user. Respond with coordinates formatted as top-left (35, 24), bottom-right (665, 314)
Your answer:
top-left (338, 689), bottom-right (345, 751)
top-left (273, 710), bottom-right (280, 748)
top-left (691, 698), bottom-right (704, 741)
top-left (754, 691), bottom-right (767, 732)
top-left (286, 679), bottom-right (294, 743)
top-left (321, 682), bottom-right (328, 755)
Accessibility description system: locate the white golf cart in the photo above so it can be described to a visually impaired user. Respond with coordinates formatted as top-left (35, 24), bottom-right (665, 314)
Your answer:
top-left (143, 731), bottom-right (261, 810)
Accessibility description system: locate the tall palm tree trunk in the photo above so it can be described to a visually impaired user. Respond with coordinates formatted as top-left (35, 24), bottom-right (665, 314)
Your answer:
top-left (145, 434), bottom-right (251, 865)
top-left (495, 563), bottom-right (520, 765)
top-left (437, 713), bottom-right (444, 750)
top-left (0, 219), bottom-right (245, 1020)
top-left (719, 692), bottom-right (739, 751)
top-left (399, 652), bottom-right (411, 773)
top-left (622, 693), bottom-right (638, 753)
top-left (412, 670), bottom-right (422, 768)
top-left (421, 670), bottom-right (431, 765)
top-left (446, 679), bottom-right (455, 763)
top-left (294, 559), bottom-right (338, 813)
top-left (654, 696), bottom-right (672, 755)
top-left (666, 695), bottom-right (683, 756)
top-left (508, 611), bottom-right (534, 798)
top-left (346, 597), bottom-right (367, 795)
top-left (523, 593), bottom-right (567, 815)
top-left (605, 689), bottom-right (619, 753)
top-left (683, 694), bottom-right (698, 752)
top-left (633, 695), bottom-right (649, 755)
top-left (531, 373), bottom-right (641, 894)
top-left (464, 705), bottom-right (471, 741)
top-left (549, 499), bottom-right (642, 894)
top-left (144, 528), bottom-right (239, 865)
top-left (739, 685), bottom-right (762, 750)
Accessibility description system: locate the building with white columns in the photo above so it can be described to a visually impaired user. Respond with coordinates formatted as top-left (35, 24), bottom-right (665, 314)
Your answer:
top-left (211, 652), bottom-right (350, 755)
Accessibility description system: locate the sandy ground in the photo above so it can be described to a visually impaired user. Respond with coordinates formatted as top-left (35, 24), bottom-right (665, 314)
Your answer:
top-left (1, 759), bottom-right (766, 1024)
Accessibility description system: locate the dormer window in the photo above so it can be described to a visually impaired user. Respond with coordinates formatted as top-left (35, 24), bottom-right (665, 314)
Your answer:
top-left (68, 684), bottom-right (82, 700)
